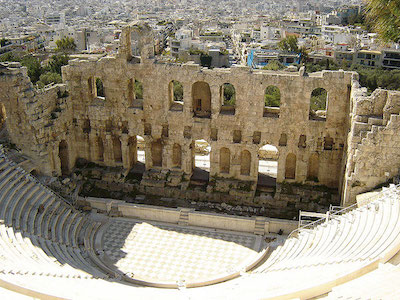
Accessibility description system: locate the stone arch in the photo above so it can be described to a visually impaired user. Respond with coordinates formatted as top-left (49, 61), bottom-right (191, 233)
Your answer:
top-left (128, 136), bottom-right (137, 168)
top-left (172, 143), bottom-right (182, 168)
top-left (113, 136), bottom-right (122, 163)
top-left (95, 78), bottom-right (105, 98)
top-left (192, 81), bottom-right (211, 118)
top-left (59, 140), bottom-right (69, 175)
top-left (240, 150), bottom-right (251, 175)
top-left (309, 88), bottom-right (328, 120)
top-left (264, 85), bottom-right (280, 117)
top-left (136, 135), bottom-right (146, 164)
top-left (169, 80), bottom-right (184, 111)
top-left (192, 139), bottom-right (211, 172)
top-left (128, 78), bottom-right (144, 109)
top-left (307, 152), bottom-right (319, 181)
top-left (134, 79), bottom-right (143, 100)
top-left (220, 147), bottom-right (230, 174)
top-left (220, 83), bottom-right (236, 115)
top-left (151, 139), bottom-right (163, 167)
top-left (257, 144), bottom-right (279, 190)
top-left (96, 136), bottom-right (104, 161)
top-left (285, 153), bottom-right (296, 179)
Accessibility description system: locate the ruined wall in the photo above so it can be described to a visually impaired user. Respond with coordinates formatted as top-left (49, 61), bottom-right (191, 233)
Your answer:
top-left (0, 62), bottom-right (70, 175)
top-left (343, 81), bottom-right (400, 205)
top-left (0, 24), bottom-right (364, 212)
top-left (59, 55), bottom-right (352, 192)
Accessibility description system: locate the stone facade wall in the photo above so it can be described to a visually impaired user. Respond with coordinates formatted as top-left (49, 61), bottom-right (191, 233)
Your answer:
top-left (0, 62), bottom-right (70, 175)
top-left (343, 81), bottom-right (400, 205)
top-left (5, 23), bottom-right (393, 211)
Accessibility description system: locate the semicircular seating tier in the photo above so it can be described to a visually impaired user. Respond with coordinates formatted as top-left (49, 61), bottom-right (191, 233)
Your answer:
top-left (0, 145), bottom-right (400, 299)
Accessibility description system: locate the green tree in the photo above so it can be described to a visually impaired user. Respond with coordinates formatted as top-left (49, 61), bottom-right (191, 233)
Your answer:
top-left (47, 54), bottom-right (69, 75)
top-left (310, 88), bottom-right (327, 111)
top-left (365, 0), bottom-right (400, 43)
top-left (55, 37), bottom-right (76, 53)
top-left (0, 52), bottom-right (19, 62)
top-left (37, 72), bottom-right (62, 88)
top-left (20, 55), bottom-right (43, 83)
top-left (0, 38), bottom-right (9, 47)
top-left (96, 78), bottom-right (105, 98)
top-left (173, 80), bottom-right (183, 101)
top-left (223, 83), bottom-right (236, 105)
top-left (262, 60), bottom-right (285, 71)
top-left (134, 80), bottom-right (143, 99)
top-left (264, 86), bottom-right (281, 107)
top-left (200, 53), bottom-right (212, 68)
top-left (278, 36), bottom-right (299, 52)
top-left (299, 46), bottom-right (309, 63)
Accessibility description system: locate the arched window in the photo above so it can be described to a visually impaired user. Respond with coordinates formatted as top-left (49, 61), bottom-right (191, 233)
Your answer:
top-left (169, 80), bottom-right (184, 111)
top-left (220, 83), bottom-right (235, 115)
top-left (285, 153), bottom-right (296, 179)
top-left (307, 153), bottom-right (319, 181)
top-left (310, 88), bottom-right (328, 120)
top-left (96, 136), bottom-right (104, 162)
top-left (279, 133), bottom-right (287, 146)
top-left (152, 140), bottom-right (163, 167)
top-left (113, 136), bottom-right (122, 163)
top-left (128, 136), bottom-right (137, 168)
top-left (95, 78), bottom-right (105, 99)
top-left (240, 150), bottom-right (251, 175)
top-left (264, 85), bottom-right (280, 118)
top-left (172, 143), bottom-right (182, 168)
top-left (192, 81), bottom-right (211, 118)
top-left (59, 140), bottom-right (69, 175)
top-left (220, 147), bottom-right (230, 174)
top-left (134, 79), bottom-right (143, 100)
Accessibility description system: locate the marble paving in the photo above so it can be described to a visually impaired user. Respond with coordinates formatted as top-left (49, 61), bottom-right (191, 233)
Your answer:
top-left (102, 218), bottom-right (259, 282)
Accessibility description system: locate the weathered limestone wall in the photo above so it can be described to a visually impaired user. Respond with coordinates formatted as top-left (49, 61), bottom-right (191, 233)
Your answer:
top-left (343, 81), bottom-right (400, 205)
top-left (2, 24), bottom-right (376, 212)
top-left (0, 62), bottom-right (70, 175)
top-left (61, 58), bottom-right (352, 190)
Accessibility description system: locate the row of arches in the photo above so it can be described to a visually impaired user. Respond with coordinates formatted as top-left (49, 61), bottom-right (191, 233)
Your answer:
top-left (86, 77), bottom-right (328, 119)
top-left (58, 136), bottom-right (321, 186)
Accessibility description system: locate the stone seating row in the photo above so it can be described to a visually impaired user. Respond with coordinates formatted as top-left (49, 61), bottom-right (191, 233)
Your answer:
top-left (1, 145), bottom-right (400, 299)
top-left (0, 151), bottom-right (109, 280)
top-left (253, 188), bottom-right (400, 275)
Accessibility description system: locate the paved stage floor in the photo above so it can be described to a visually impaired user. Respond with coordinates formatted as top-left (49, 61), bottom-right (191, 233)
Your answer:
top-left (102, 218), bottom-right (262, 282)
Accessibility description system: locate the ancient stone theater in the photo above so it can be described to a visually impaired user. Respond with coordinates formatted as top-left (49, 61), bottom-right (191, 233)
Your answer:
top-left (0, 22), bottom-right (400, 299)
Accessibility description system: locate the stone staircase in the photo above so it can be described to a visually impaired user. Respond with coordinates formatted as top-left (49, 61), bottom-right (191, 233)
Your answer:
top-left (254, 217), bottom-right (266, 235)
top-left (178, 208), bottom-right (191, 226)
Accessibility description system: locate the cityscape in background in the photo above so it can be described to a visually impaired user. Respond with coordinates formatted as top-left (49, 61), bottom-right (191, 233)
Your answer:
top-left (2, 0), bottom-right (400, 73)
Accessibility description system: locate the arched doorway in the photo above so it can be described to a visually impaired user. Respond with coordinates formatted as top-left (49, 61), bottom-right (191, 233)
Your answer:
top-left (191, 139), bottom-right (211, 185)
top-left (285, 153), bottom-right (296, 179)
top-left (257, 144), bottom-right (278, 191)
top-left (192, 81), bottom-right (211, 118)
top-left (127, 135), bottom-right (146, 180)
top-left (240, 150), bottom-right (251, 176)
top-left (220, 147), bottom-right (230, 174)
top-left (59, 140), bottom-right (69, 175)
top-left (151, 139), bottom-right (163, 167)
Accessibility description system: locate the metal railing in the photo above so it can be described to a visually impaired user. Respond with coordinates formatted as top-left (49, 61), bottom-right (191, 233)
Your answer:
top-left (288, 184), bottom-right (400, 239)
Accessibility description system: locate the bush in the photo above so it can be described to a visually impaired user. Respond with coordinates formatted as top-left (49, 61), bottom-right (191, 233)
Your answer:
top-left (37, 72), bottom-right (62, 87)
